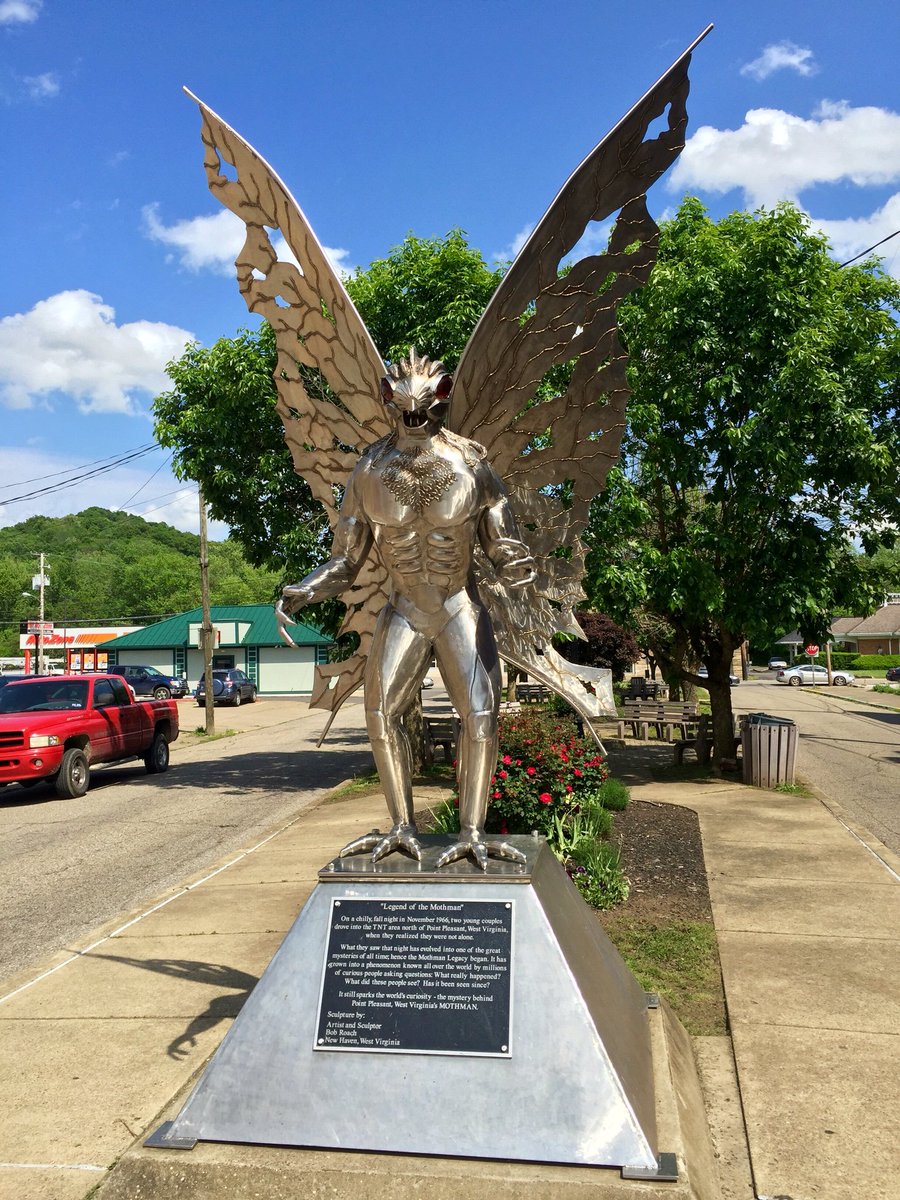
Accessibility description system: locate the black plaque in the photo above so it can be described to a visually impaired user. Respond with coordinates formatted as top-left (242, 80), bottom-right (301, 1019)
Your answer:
top-left (315, 898), bottom-right (514, 1056)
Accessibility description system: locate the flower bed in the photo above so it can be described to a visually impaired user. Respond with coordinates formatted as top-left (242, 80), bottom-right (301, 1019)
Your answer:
top-left (432, 709), bottom-right (629, 909)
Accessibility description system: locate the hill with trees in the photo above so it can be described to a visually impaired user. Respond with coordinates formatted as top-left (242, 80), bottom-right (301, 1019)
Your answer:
top-left (0, 507), bottom-right (280, 656)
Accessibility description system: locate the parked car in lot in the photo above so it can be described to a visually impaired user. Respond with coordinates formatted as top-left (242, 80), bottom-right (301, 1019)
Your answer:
top-left (767, 657), bottom-right (788, 670)
top-left (775, 664), bottom-right (855, 687)
top-left (885, 665), bottom-right (900, 683)
top-left (195, 668), bottom-right (257, 706)
top-left (0, 673), bottom-right (179, 797)
top-left (108, 664), bottom-right (189, 699)
top-left (697, 666), bottom-right (740, 686)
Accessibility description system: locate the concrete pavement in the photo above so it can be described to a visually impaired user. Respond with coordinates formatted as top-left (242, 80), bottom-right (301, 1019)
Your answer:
top-left (1, 709), bottom-right (898, 1199)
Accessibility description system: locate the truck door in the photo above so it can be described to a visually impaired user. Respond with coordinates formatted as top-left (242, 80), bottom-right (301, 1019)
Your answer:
top-left (109, 676), bottom-right (145, 754)
top-left (91, 678), bottom-right (123, 760)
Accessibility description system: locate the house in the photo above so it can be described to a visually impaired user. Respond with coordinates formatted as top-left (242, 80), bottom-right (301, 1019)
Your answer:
top-left (102, 604), bottom-right (331, 696)
top-left (776, 596), bottom-right (900, 659)
top-left (831, 596), bottom-right (900, 656)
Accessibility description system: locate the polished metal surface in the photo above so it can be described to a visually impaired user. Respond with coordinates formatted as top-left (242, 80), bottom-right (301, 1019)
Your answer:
top-left (184, 31), bottom-right (709, 747)
top-left (318, 833), bottom-right (539, 882)
top-left (148, 848), bottom-right (659, 1170)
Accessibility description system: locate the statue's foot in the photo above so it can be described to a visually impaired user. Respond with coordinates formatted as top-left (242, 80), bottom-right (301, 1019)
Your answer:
top-left (338, 823), bottom-right (422, 863)
top-left (435, 834), bottom-right (526, 872)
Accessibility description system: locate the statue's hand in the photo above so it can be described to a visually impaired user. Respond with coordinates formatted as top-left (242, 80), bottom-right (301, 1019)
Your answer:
top-left (276, 585), bottom-right (316, 647)
top-left (498, 554), bottom-right (537, 590)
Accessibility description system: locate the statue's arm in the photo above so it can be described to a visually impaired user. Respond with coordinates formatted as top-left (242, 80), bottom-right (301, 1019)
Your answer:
top-left (278, 466), bottom-right (373, 621)
top-left (476, 465), bottom-right (537, 589)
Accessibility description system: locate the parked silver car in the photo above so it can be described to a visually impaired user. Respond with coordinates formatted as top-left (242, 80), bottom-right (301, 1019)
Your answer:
top-left (775, 664), bottom-right (854, 687)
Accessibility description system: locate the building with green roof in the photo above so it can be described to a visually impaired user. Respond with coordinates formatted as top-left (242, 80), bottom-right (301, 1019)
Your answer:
top-left (103, 604), bottom-right (331, 696)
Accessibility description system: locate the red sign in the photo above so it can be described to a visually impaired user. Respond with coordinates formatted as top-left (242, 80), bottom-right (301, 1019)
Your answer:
top-left (27, 620), bottom-right (54, 633)
top-left (805, 644), bottom-right (819, 656)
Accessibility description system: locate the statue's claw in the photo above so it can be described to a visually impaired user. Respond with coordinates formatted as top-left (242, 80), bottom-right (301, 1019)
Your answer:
top-left (436, 835), bottom-right (526, 871)
top-left (338, 828), bottom-right (383, 858)
top-left (371, 824), bottom-right (423, 863)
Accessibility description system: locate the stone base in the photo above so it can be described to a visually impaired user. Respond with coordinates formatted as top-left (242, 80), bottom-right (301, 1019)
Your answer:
top-left (96, 1001), bottom-right (720, 1200)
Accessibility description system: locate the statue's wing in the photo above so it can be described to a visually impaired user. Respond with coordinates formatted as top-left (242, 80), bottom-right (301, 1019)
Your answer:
top-left (452, 29), bottom-right (711, 729)
top-left (185, 90), bottom-right (390, 724)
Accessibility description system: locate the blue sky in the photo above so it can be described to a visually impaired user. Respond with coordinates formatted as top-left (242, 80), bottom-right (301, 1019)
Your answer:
top-left (1, 0), bottom-right (898, 538)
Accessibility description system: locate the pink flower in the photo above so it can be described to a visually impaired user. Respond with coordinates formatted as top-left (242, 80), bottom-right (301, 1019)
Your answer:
top-left (502, 755), bottom-right (512, 765)
top-left (527, 766), bottom-right (536, 777)
top-left (539, 792), bottom-right (552, 805)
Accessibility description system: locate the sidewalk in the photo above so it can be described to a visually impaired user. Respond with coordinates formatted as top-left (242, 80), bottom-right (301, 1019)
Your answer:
top-left (1, 757), bottom-right (898, 1198)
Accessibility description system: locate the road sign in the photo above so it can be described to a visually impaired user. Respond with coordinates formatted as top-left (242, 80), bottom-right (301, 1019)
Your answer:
top-left (27, 620), bottom-right (54, 634)
top-left (805, 644), bottom-right (819, 656)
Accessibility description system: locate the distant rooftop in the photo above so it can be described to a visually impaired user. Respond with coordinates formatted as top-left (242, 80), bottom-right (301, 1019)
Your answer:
top-left (103, 604), bottom-right (330, 650)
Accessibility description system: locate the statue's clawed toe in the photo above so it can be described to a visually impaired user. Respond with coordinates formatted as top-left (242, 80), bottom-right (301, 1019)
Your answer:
top-left (436, 835), bottom-right (526, 872)
top-left (339, 824), bottom-right (422, 863)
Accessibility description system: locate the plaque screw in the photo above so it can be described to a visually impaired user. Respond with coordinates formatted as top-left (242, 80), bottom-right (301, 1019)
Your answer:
top-left (505, 903), bottom-right (511, 909)
top-left (318, 1038), bottom-right (324, 1044)
top-left (501, 1045), bottom-right (508, 1052)
top-left (335, 900), bottom-right (341, 907)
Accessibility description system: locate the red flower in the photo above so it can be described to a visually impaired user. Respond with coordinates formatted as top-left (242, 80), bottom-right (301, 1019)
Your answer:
top-left (502, 755), bottom-right (512, 765)
top-left (566, 784), bottom-right (573, 793)
top-left (499, 821), bottom-right (509, 834)
top-left (453, 798), bottom-right (459, 807)
top-left (573, 767), bottom-right (582, 777)
top-left (498, 770), bottom-right (508, 779)
top-left (493, 789), bottom-right (502, 799)
top-left (539, 792), bottom-right (552, 805)
top-left (527, 766), bottom-right (536, 776)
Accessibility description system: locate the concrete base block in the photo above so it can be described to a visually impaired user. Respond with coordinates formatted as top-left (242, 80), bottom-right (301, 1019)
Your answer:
top-left (96, 1001), bottom-right (721, 1200)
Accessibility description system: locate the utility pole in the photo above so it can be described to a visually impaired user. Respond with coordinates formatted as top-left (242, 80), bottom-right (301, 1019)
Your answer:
top-left (198, 489), bottom-right (215, 735)
top-left (34, 552), bottom-right (48, 675)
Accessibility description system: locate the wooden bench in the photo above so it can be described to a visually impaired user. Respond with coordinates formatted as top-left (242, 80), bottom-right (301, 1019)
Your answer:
top-left (516, 683), bottom-right (551, 703)
top-left (673, 714), bottom-right (742, 767)
top-left (617, 700), bottom-right (700, 742)
top-left (425, 716), bottom-right (459, 762)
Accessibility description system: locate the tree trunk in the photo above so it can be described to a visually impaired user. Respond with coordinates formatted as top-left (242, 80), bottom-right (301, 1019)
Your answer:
top-left (506, 667), bottom-right (520, 703)
top-left (402, 692), bottom-right (432, 774)
top-left (705, 665), bottom-right (737, 769)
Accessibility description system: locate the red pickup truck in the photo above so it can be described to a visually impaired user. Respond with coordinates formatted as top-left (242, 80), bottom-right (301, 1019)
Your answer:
top-left (0, 673), bottom-right (180, 798)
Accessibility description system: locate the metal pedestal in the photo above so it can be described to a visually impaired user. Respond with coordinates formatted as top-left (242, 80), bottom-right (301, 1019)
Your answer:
top-left (147, 836), bottom-right (663, 1173)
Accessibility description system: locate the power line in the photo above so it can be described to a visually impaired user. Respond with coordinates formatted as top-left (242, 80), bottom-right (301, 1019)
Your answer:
top-left (118, 452), bottom-right (173, 510)
top-left (839, 227), bottom-right (900, 268)
top-left (0, 443), bottom-right (159, 492)
top-left (0, 446), bottom-right (160, 506)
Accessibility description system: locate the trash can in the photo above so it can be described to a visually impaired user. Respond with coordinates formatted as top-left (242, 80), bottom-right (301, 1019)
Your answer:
top-left (741, 713), bottom-right (798, 788)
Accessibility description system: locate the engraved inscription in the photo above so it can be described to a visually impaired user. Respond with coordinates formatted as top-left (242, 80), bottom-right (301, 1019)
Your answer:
top-left (315, 899), bottom-right (513, 1056)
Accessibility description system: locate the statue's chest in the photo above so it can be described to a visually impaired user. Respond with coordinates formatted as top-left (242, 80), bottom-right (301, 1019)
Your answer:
top-left (364, 451), bottom-right (480, 528)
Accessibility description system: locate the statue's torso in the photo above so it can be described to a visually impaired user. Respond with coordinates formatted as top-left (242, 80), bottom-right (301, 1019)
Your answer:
top-left (358, 440), bottom-right (486, 614)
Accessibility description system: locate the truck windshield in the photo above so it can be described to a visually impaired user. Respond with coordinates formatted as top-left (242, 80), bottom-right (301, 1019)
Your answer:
top-left (0, 679), bottom-right (89, 713)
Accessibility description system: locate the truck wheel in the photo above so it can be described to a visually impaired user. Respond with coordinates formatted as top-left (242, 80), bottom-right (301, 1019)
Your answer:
top-left (144, 731), bottom-right (170, 774)
top-left (153, 686), bottom-right (171, 700)
top-left (789, 676), bottom-right (802, 687)
top-left (55, 748), bottom-right (90, 798)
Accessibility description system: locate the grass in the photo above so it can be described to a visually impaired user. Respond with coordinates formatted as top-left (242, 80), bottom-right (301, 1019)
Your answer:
top-left (189, 727), bottom-right (237, 741)
top-left (872, 683), bottom-right (900, 695)
top-left (773, 780), bottom-right (813, 797)
top-left (601, 918), bottom-right (726, 1036)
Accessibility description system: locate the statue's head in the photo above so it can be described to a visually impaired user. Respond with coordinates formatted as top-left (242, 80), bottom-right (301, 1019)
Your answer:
top-left (381, 347), bottom-right (452, 439)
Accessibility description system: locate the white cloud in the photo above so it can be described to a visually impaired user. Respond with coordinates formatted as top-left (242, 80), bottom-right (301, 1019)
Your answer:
top-left (812, 192), bottom-right (900, 271)
top-left (0, 446), bottom-right (229, 538)
top-left (670, 101), bottom-right (900, 206)
top-left (22, 71), bottom-right (59, 99)
top-left (0, 0), bottom-right (41, 24)
top-left (0, 290), bottom-right (194, 415)
top-left (494, 222), bottom-right (534, 264)
top-left (740, 41), bottom-right (818, 82)
top-left (143, 204), bottom-right (353, 277)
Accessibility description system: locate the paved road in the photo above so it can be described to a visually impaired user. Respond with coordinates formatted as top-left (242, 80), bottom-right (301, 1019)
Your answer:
top-left (0, 697), bottom-right (373, 986)
top-left (731, 679), bottom-right (900, 855)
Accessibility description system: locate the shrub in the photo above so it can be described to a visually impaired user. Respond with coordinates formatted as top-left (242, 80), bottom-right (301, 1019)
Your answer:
top-left (568, 840), bottom-right (630, 909)
top-left (594, 777), bottom-right (630, 811)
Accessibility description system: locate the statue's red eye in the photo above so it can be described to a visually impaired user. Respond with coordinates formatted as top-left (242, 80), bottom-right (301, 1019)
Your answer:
top-left (380, 378), bottom-right (394, 402)
top-left (434, 374), bottom-right (452, 400)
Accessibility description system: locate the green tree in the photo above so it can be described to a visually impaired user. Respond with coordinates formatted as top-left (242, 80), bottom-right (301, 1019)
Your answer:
top-left (586, 198), bottom-right (900, 763)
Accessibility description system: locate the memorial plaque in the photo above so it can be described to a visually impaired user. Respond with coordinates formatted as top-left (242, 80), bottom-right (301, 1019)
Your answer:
top-left (315, 898), bottom-right (513, 1056)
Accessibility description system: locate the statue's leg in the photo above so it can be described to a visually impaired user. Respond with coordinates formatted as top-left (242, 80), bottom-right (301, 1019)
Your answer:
top-left (340, 605), bottom-right (432, 862)
top-left (433, 601), bottom-right (525, 870)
